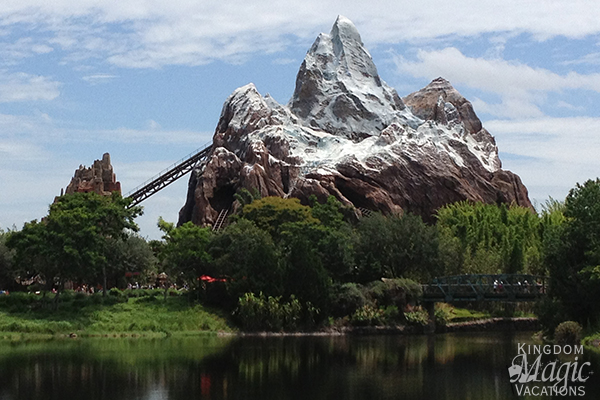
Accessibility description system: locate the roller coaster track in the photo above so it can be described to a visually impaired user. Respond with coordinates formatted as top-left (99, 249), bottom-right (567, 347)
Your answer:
top-left (212, 209), bottom-right (229, 232)
top-left (125, 143), bottom-right (213, 207)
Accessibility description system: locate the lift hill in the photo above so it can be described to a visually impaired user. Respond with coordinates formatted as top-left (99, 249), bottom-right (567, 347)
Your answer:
top-left (125, 143), bottom-right (213, 208)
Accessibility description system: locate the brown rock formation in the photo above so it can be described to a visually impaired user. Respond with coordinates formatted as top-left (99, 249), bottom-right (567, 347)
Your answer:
top-left (64, 153), bottom-right (121, 196)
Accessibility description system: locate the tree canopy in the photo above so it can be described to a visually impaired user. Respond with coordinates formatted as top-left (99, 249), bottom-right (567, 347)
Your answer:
top-left (6, 192), bottom-right (142, 292)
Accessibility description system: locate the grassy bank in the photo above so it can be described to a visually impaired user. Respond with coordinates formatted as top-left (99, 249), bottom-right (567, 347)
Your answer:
top-left (0, 291), bottom-right (234, 338)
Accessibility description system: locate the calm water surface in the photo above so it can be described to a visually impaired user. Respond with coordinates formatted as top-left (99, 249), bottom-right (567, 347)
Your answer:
top-left (0, 332), bottom-right (598, 399)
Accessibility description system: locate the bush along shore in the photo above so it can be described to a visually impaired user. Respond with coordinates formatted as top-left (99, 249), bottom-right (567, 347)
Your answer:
top-left (0, 284), bottom-right (539, 339)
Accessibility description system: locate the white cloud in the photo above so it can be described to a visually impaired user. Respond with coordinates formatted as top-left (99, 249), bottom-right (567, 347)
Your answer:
top-left (1, 1), bottom-right (600, 68)
top-left (0, 37), bottom-right (53, 65)
top-left (461, 116), bottom-right (600, 207)
top-left (81, 73), bottom-right (118, 84)
top-left (471, 97), bottom-right (545, 119)
top-left (563, 51), bottom-right (600, 66)
top-left (0, 108), bottom-right (212, 145)
top-left (0, 111), bottom-right (54, 134)
top-left (92, 127), bottom-right (212, 145)
top-left (272, 58), bottom-right (296, 65)
top-left (488, 117), bottom-right (600, 189)
top-left (0, 140), bottom-right (47, 161)
top-left (0, 72), bottom-right (61, 102)
top-left (395, 48), bottom-right (600, 118)
top-left (146, 119), bottom-right (160, 130)
top-left (555, 100), bottom-right (585, 111)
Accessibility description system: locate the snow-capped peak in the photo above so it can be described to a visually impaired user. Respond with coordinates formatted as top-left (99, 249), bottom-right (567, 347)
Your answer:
top-left (179, 16), bottom-right (531, 227)
top-left (289, 15), bottom-right (408, 141)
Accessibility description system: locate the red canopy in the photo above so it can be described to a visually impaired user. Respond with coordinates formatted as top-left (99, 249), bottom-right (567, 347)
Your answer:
top-left (198, 275), bottom-right (227, 283)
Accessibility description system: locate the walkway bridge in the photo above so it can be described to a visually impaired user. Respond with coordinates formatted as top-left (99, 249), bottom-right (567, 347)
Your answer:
top-left (125, 143), bottom-right (213, 207)
top-left (422, 274), bottom-right (547, 303)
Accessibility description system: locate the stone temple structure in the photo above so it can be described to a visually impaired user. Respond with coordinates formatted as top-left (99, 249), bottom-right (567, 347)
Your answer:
top-left (63, 153), bottom-right (121, 196)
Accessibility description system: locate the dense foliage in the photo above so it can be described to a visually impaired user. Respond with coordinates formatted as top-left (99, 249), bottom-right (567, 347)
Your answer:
top-left (0, 229), bottom-right (15, 290)
top-left (541, 179), bottom-right (600, 329)
top-left (5, 192), bottom-right (142, 295)
top-left (437, 201), bottom-right (543, 275)
top-left (6, 178), bottom-right (600, 334)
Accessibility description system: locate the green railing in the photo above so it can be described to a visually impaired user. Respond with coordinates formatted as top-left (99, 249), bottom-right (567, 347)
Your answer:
top-left (422, 274), bottom-right (547, 302)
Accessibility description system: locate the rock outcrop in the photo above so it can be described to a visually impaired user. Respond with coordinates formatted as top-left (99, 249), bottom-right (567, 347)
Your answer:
top-left (178, 16), bottom-right (531, 226)
top-left (64, 153), bottom-right (121, 196)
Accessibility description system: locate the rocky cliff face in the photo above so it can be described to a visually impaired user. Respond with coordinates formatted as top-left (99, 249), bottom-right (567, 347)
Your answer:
top-left (178, 16), bottom-right (531, 226)
top-left (64, 153), bottom-right (121, 196)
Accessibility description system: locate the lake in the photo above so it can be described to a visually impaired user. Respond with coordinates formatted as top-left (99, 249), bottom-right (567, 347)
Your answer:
top-left (0, 332), bottom-right (598, 399)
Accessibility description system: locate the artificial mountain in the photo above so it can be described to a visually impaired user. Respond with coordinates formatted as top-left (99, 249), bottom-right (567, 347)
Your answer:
top-left (178, 16), bottom-right (531, 226)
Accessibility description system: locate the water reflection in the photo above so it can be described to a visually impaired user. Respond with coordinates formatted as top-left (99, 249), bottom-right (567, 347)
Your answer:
top-left (0, 332), bottom-right (598, 399)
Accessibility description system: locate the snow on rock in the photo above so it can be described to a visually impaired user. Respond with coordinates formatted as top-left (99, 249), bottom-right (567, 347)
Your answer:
top-left (289, 15), bottom-right (415, 141)
top-left (179, 16), bottom-right (531, 226)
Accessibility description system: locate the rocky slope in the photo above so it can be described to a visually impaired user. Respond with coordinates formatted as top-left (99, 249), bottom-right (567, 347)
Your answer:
top-left (178, 16), bottom-right (531, 226)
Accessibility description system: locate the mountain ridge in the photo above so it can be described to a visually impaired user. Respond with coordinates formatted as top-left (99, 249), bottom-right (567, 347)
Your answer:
top-left (178, 16), bottom-right (531, 226)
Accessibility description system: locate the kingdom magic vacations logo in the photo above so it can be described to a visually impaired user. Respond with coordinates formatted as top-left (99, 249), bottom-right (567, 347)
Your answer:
top-left (509, 343), bottom-right (593, 397)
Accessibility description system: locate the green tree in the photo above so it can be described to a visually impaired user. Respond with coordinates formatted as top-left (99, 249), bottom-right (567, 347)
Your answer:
top-left (104, 234), bottom-right (158, 289)
top-left (157, 218), bottom-right (213, 289)
top-left (233, 187), bottom-right (262, 207)
top-left (210, 219), bottom-right (282, 307)
top-left (278, 221), bottom-right (333, 310)
top-left (436, 201), bottom-right (541, 275)
top-left (0, 229), bottom-right (16, 289)
top-left (354, 213), bottom-right (439, 282)
top-left (545, 179), bottom-right (600, 325)
top-left (239, 196), bottom-right (318, 240)
top-left (230, 195), bottom-right (353, 310)
top-left (6, 192), bottom-right (142, 297)
top-left (310, 195), bottom-right (347, 229)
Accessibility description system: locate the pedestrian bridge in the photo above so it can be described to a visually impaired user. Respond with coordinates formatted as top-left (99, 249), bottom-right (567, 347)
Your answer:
top-left (422, 274), bottom-right (547, 303)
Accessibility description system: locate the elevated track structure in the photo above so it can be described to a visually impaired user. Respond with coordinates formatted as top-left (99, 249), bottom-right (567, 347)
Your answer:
top-left (125, 143), bottom-right (212, 208)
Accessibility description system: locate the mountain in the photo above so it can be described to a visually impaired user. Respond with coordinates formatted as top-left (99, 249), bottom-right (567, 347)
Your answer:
top-left (178, 16), bottom-right (531, 226)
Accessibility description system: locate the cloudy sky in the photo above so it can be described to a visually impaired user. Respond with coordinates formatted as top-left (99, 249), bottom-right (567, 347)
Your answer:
top-left (1, 0), bottom-right (600, 239)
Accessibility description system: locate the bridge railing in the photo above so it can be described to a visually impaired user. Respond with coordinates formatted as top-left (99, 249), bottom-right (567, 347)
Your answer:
top-left (422, 274), bottom-right (547, 302)
top-left (124, 141), bottom-right (214, 207)
top-left (125, 141), bottom-right (213, 199)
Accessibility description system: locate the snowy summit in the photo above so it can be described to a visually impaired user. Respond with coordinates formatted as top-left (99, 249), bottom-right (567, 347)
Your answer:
top-left (179, 16), bottom-right (531, 226)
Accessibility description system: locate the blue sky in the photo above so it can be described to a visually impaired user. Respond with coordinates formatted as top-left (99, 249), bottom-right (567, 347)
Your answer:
top-left (2, 0), bottom-right (600, 239)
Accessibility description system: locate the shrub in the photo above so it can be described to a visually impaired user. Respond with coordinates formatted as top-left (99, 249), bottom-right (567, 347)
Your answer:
top-left (109, 287), bottom-right (123, 297)
top-left (60, 289), bottom-right (76, 301)
top-left (234, 292), bottom-right (311, 331)
top-left (364, 278), bottom-right (422, 309)
top-left (102, 295), bottom-right (125, 305)
top-left (434, 303), bottom-right (454, 326)
top-left (534, 297), bottom-right (569, 335)
top-left (554, 321), bottom-right (582, 345)
top-left (330, 283), bottom-right (367, 317)
top-left (351, 305), bottom-right (384, 326)
top-left (382, 305), bottom-right (402, 324)
top-left (404, 308), bottom-right (429, 327)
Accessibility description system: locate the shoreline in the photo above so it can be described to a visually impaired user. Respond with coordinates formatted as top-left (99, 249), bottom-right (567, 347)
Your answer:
top-left (1, 317), bottom-right (540, 341)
